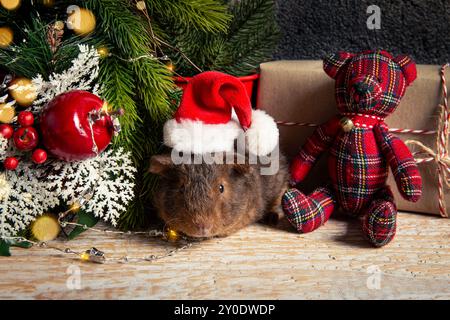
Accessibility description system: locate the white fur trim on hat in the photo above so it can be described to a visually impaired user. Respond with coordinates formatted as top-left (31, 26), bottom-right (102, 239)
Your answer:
top-left (245, 110), bottom-right (279, 156)
top-left (163, 119), bottom-right (241, 154)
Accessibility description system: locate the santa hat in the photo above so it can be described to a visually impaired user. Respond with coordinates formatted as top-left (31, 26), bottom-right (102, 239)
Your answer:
top-left (164, 71), bottom-right (278, 156)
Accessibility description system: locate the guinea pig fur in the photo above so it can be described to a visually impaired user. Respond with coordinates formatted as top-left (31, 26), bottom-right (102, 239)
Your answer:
top-left (150, 152), bottom-right (289, 238)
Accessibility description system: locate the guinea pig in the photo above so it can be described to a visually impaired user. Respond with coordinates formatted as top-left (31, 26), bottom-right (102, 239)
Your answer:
top-left (149, 152), bottom-right (289, 238)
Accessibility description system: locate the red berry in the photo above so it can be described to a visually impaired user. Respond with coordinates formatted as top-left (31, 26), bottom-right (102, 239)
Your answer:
top-left (4, 157), bottom-right (19, 170)
top-left (17, 111), bottom-right (35, 127)
top-left (0, 124), bottom-right (13, 139)
top-left (13, 127), bottom-right (39, 151)
top-left (32, 148), bottom-right (47, 164)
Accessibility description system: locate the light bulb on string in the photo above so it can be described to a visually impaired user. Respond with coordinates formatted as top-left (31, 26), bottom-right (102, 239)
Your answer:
top-left (164, 227), bottom-right (180, 242)
top-left (97, 46), bottom-right (110, 59)
top-left (166, 62), bottom-right (175, 72)
top-left (41, 0), bottom-right (55, 7)
top-left (70, 201), bottom-right (81, 213)
top-left (136, 1), bottom-right (146, 11)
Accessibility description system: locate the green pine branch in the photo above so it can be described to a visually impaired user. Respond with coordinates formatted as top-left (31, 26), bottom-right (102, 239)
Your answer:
top-left (97, 55), bottom-right (141, 147)
top-left (215, 0), bottom-right (280, 76)
top-left (0, 18), bottom-right (52, 78)
top-left (0, 0), bottom-right (235, 231)
top-left (171, 0), bottom-right (279, 77)
top-left (147, 0), bottom-right (231, 33)
top-left (84, 0), bottom-right (177, 229)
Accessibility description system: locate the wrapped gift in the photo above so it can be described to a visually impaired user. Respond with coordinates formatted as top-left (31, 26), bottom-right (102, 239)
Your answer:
top-left (257, 60), bottom-right (450, 217)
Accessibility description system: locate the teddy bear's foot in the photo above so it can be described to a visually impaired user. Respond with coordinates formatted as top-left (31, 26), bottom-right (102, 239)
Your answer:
top-left (282, 187), bottom-right (335, 233)
top-left (362, 187), bottom-right (397, 247)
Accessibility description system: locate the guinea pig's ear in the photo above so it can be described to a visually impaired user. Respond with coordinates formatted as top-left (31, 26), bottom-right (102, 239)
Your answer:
top-left (149, 154), bottom-right (173, 176)
top-left (323, 51), bottom-right (355, 79)
top-left (393, 55), bottom-right (417, 86)
top-left (231, 163), bottom-right (252, 176)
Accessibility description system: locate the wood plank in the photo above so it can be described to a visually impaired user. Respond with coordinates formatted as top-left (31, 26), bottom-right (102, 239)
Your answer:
top-left (0, 212), bottom-right (448, 299)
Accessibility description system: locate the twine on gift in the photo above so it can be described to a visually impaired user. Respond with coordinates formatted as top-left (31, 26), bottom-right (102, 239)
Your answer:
top-left (276, 121), bottom-right (437, 135)
top-left (275, 63), bottom-right (450, 218)
top-left (404, 63), bottom-right (450, 218)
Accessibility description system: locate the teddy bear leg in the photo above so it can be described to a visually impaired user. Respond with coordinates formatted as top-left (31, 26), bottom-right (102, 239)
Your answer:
top-left (361, 186), bottom-right (398, 247)
top-left (282, 186), bottom-right (336, 233)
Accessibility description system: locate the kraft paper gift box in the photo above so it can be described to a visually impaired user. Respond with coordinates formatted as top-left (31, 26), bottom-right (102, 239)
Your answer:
top-left (257, 60), bottom-right (450, 217)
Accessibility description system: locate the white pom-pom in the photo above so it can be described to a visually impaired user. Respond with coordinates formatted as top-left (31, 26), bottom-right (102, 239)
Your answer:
top-left (245, 110), bottom-right (279, 156)
top-left (164, 119), bottom-right (241, 154)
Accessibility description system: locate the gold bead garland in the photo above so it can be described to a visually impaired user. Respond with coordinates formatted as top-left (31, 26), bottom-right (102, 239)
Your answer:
top-left (2, 218), bottom-right (194, 264)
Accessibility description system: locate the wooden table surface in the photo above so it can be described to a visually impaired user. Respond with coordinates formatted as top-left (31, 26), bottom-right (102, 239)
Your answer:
top-left (0, 212), bottom-right (449, 300)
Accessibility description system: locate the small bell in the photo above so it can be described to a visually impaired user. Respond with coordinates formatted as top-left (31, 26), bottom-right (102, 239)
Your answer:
top-left (339, 117), bottom-right (354, 132)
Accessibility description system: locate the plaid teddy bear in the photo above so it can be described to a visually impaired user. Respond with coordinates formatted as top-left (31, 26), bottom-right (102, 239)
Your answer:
top-left (282, 50), bottom-right (422, 247)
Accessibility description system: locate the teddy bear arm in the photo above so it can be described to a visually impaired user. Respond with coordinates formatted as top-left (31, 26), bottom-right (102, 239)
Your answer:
top-left (374, 125), bottom-right (422, 202)
top-left (290, 117), bottom-right (340, 184)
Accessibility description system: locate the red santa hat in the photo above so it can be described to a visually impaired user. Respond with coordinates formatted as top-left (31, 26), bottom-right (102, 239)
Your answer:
top-left (163, 71), bottom-right (278, 156)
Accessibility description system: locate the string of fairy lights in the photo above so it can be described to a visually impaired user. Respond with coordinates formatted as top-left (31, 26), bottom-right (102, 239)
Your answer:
top-left (0, 0), bottom-right (211, 263)
top-left (2, 105), bottom-right (196, 264)
top-left (0, 0), bottom-right (192, 76)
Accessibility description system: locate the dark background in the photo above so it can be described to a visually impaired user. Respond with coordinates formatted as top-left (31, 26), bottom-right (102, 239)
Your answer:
top-left (274, 0), bottom-right (450, 64)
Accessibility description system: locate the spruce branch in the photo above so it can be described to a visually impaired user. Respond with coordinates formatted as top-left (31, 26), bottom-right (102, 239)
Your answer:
top-left (147, 0), bottom-right (231, 33)
top-left (0, 18), bottom-right (53, 79)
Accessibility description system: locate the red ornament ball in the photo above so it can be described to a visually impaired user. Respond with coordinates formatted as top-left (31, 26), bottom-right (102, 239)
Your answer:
top-left (32, 148), bottom-right (48, 164)
top-left (4, 157), bottom-right (19, 170)
top-left (0, 124), bottom-right (13, 139)
top-left (17, 111), bottom-right (35, 127)
top-left (40, 90), bottom-right (114, 161)
top-left (13, 127), bottom-right (39, 151)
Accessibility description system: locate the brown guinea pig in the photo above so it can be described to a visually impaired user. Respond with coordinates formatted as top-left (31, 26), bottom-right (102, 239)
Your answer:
top-left (150, 153), bottom-right (288, 238)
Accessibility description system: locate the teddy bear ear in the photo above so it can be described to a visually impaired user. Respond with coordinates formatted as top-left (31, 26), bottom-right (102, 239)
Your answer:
top-left (323, 52), bottom-right (355, 79)
top-left (393, 55), bottom-right (417, 86)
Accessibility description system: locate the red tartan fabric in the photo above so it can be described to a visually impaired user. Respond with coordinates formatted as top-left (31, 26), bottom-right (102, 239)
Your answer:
top-left (283, 50), bottom-right (422, 247)
top-left (282, 187), bottom-right (335, 233)
top-left (362, 186), bottom-right (397, 247)
top-left (374, 124), bottom-right (422, 202)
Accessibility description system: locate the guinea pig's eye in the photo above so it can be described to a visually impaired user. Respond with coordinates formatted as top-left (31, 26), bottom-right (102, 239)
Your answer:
top-left (219, 184), bottom-right (224, 193)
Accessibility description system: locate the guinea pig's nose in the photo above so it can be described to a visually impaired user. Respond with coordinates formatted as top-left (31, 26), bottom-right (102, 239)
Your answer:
top-left (349, 75), bottom-right (382, 106)
top-left (196, 222), bottom-right (212, 237)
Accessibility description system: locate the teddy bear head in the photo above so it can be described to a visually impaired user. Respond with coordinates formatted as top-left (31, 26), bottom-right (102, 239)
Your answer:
top-left (323, 50), bottom-right (416, 117)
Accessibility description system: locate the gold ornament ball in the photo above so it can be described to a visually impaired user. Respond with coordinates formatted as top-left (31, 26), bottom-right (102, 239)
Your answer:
top-left (0, 0), bottom-right (21, 11)
top-left (31, 214), bottom-right (61, 242)
top-left (8, 78), bottom-right (37, 107)
top-left (0, 103), bottom-right (15, 123)
top-left (339, 117), bottom-right (354, 132)
top-left (0, 26), bottom-right (13, 48)
top-left (67, 8), bottom-right (96, 36)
